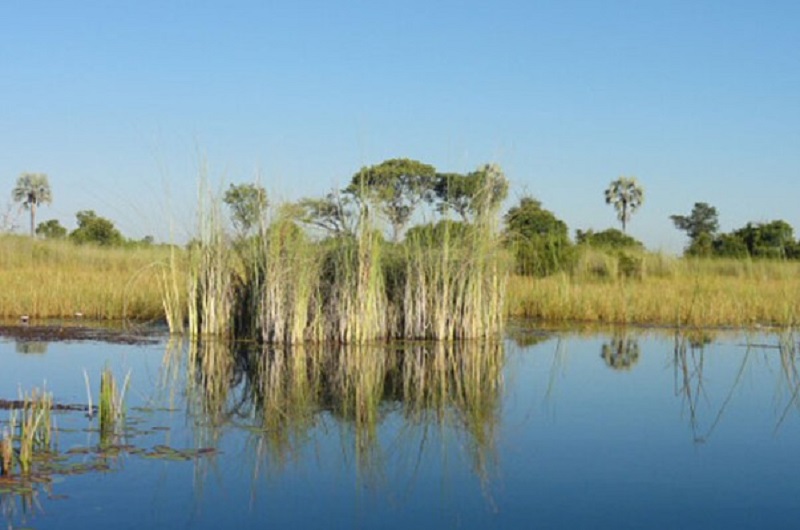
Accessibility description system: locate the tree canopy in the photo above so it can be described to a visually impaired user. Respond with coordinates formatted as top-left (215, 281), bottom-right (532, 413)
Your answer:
top-left (670, 202), bottom-right (719, 244)
top-left (69, 210), bottom-right (124, 246)
top-left (504, 196), bottom-right (572, 276)
top-left (223, 182), bottom-right (268, 236)
top-left (36, 219), bottom-right (67, 239)
top-left (345, 158), bottom-right (437, 241)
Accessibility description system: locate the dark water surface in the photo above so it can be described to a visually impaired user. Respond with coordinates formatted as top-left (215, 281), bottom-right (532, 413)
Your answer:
top-left (2, 325), bottom-right (800, 529)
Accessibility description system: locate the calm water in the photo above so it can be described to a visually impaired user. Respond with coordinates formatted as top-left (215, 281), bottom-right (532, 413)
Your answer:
top-left (2, 325), bottom-right (800, 529)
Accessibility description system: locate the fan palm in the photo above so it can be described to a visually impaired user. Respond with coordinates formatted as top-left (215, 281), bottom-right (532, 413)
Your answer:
top-left (604, 176), bottom-right (644, 232)
top-left (13, 173), bottom-right (52, 237)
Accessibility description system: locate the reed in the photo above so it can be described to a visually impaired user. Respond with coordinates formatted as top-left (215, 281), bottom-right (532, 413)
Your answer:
top-left (177, 182), bottom-right (509, 344)
top-left (0, 423), bottom-right (13, 476)
top-left (506, 253), bottom-right (800, 327)
top-left (98, 366), bottom-right (131, 440)
top-left (0, 234), bottom-right (174, 320)
top-left (13, 387), bottom-right (54, 475)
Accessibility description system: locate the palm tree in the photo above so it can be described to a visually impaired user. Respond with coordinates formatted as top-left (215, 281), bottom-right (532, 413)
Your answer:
top-left (604, 176), bottom-right (644, 232)
top-left (13, 173), bottom-right (52, 237)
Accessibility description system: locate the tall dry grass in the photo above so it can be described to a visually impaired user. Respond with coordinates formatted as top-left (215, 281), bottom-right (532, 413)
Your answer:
top-left (179, 186), bottom-right (509, 344)
top-left (507, 251), bottom-right (800, 327)
top-left (0, 234), bottom-right (175, 320)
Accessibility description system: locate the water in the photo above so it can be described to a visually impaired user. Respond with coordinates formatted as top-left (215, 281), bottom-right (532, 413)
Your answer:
top-left (1, 325), bottom-right (800, 529)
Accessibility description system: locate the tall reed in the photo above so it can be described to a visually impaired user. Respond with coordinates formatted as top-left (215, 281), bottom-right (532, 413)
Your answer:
top-left (98, 367), bottom-right (131, 441)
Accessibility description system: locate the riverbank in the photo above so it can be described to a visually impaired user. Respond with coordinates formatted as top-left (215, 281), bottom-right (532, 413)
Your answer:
top-left (3, 235), bottom-right (798, 328)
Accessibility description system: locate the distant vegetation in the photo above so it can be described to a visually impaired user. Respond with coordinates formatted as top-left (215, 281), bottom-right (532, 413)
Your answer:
top-left (3, 167), bottom-right (800, 328)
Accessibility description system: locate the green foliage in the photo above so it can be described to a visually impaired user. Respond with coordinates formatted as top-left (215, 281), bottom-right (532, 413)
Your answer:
top-left (405, 219), bottom-right (470, 246)
top-left (504, 196), bottom-right (573, 276)
top-left (69, 210), bottom-right (125, 246)
top-left (575, 228), bottom-right (644, 249)
top-left (434, 164), bottom-right (509, 222)
top-left (670, 202), bottom-right (719, 244)
top-left (13, 173), bottom-right (52, 237)
top-left (223, 182), bottom-right (268, 236)
top-left (345, 158), bottom-right (437, 241)
top-left (604, 176), bottom-right (644, 232)
top-left (295, 191), bottom-right (355, 236)
top-left (35, 219), bottom-right (67, 239)
top-left (732, 220), bottom-right (796, 259)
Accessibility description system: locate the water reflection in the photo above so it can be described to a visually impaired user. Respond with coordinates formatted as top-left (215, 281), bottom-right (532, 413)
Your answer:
top-left (600, 332), bottom-right (640, 371)
top-left (164, 339), bottom-right (504, 492)
top-left (14, 340), bottom-right (47, 354)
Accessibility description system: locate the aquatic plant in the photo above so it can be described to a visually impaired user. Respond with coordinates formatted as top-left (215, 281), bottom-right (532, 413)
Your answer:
top-left (98, 367), bottom-right (131, 440)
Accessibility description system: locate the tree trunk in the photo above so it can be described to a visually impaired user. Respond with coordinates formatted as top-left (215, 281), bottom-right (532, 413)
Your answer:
top-left (29, 203), bottom-right (36, 237)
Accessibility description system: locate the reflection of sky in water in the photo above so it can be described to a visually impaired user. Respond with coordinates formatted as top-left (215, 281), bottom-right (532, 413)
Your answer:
top-left (1, 330), bottom-right (800, 529)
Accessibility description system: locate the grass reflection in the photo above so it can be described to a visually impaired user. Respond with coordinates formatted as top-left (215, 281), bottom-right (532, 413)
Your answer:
top-left (168, 339), bottom-right (505, 493)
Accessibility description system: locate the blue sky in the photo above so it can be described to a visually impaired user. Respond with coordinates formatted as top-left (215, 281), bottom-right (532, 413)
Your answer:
top-left (1, 1), bottom-right (798, 251)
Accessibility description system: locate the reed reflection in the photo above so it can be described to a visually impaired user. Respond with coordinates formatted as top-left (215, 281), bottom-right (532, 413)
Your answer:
top-left (168, 339), bottom-right (505, 492)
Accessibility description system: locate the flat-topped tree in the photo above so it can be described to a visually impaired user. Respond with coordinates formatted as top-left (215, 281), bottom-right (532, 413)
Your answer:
top-left (345, 158), bottom-right (436, 241)
top-left (13, 173), bottom-right (52, 237)
top-left (434, 163), bottom-right (509, 222)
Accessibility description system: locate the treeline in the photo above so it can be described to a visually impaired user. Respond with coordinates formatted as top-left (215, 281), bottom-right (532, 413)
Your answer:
top-left (35, 211), bottom-right (157, 248)
top-left (502, 198), bottom-right (800, 278)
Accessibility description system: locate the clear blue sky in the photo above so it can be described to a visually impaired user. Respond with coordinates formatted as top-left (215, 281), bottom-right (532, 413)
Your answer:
top-left (2, 1), bottom-right (798, 251)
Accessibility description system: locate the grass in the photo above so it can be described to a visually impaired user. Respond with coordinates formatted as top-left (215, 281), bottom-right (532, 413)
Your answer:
top-left (2, 226), bottom-right (799, 330)
top-left (506, 251), bottom-right (800, 328)
top-left (0, 234), bottom-right (175, 321)
top-left (176, 186), bottom-right (509, 344)
top-left (0, 387), bottom-right (54, 476)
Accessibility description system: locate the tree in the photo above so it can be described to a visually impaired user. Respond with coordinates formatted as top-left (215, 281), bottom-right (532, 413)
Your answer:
top-left (223, 183), bottom-right (268, 236)
top-left (575, 228), bottom-right (643, 249)
top-left (345, 158), bottom-right (437, 241)
top-left (604, 176), bottom-right (644, 232)
top-left (295, 191), bottom-right (356, 237)
top-left (35, 219), bottom-right (67, 239)
top-left (12, 173), bottom-right (52, 237)
top-left (504, 196), bottom-right (573, 276)
top-left (434, 164), bottom-right (509, 222)
top-left (69, 210), bottom-right (124, 246)
top-left (670, 202), bottom-right (719, 248)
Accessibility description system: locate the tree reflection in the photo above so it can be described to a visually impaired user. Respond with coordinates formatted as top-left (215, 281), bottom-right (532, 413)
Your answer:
top-left (165, 339), bottom-right (504, 500)
top-left (600, 333), bottom-right (640, 371)
top-left (14, 341), bottom-right (48, 354)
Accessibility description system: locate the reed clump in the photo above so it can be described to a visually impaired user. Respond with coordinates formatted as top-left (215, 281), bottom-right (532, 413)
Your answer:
top-left (0, 387), bottom-right (54, 476)
top-left (506, 252), bottom-right (800, 328)
top-left (174, 183), bottom-right (509, 344)
top-left (98, 367), bottom-right (131, 441)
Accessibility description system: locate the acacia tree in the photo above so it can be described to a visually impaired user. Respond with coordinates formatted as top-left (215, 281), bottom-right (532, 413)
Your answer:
top-left (13, 173), bottom-right (52, 237)
top-left (670, 202), bottom-right (719, 255)
top-left (434, 163), bottom-right (509, 222)
top-left (295, 190), bottom-right (356, 237)
top-left (345, 158), bottom-right (436, 241)
top-left (604, 176), bottom-right (644, 232)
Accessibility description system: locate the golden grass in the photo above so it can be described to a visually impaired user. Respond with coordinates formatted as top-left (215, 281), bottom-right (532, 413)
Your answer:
top-left (506, 254), bottom-right (800, 327)
top-left (0, 235), bottom-right (181, 320)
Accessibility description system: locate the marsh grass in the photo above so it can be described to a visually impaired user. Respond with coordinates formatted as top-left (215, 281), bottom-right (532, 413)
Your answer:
top-left (0, 387), bottom-right (55, 476)
top-left (0, 234), bottom-right (173, 320)
top-left (177, 184), bottom-right (509, 344)
top-left (507, 253), bottom-right (800, 327)
top-left (98, 367), bottom-right (131, 442)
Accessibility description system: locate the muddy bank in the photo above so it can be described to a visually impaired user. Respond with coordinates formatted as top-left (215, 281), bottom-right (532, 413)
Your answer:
top-left (0, 323), bottom-right (167, 345)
